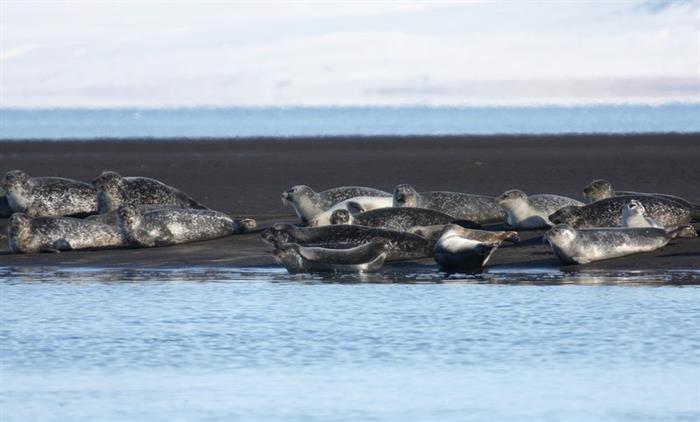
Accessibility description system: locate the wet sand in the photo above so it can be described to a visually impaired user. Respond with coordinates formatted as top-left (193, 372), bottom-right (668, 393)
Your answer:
top-left (1, 134), bottom-right (698, 271)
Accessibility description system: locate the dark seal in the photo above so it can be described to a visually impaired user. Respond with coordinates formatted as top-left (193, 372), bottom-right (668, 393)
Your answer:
top-left (261, 223), bottom-right (434, 262)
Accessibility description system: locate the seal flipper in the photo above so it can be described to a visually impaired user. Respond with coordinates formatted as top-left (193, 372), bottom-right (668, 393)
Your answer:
top-left (665, 225), bottom-right (697, 239)
top-left (42, 239), bottom-right (69, 253)
top-left (450, 219), bottom-right (482, 229)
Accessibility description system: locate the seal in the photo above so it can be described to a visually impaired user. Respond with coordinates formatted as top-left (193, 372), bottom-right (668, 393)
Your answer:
top-left (0, 188), bottom-right (13, 218)
top-left (281, 185), bottom-right (391, 223)
top-left (261, 223), bottom-right (434, 262)
top-left (2, 170), bottom-right (98, 217)
top-left (306, 196), bottom-right (394, 227)
top-left (87, 204), bottom-right (180, 226)
top-left (272, 238), bottom-right (391, 273)
top-left (92, 171), bottom-right (208, 213)
top-left (433, 224), bottom-right (519, 271)
top-left (544, 224), bottom-right (690, 265)
top-left (392, 184), bottom-right (505, 224)
top-left (548, 195), bottom-right (699, 229)
top-left (117, 206), bottom-right (255, 248)
top-left (8, 212), bottom-right (127, 254)
top-left (621, 200), bottom-right (663, 229)
top-left (583, 179), bottom-right (698, 208)
top-left (496, 189), bottom-right (584, 229)
top-left (329, 207), bottom-right (481, 231)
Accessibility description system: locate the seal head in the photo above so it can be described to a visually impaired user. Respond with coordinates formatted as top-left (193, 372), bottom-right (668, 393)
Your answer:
top-left (583, 179), bottom-right (614, 203)
top-left (548, 205), bottom-right (583, 227)
top-left (393, 184), bottom-right (420, 207)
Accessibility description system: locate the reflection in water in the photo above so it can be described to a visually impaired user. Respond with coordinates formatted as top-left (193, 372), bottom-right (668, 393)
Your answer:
top-left (1, 265), bottom-right (698, 285)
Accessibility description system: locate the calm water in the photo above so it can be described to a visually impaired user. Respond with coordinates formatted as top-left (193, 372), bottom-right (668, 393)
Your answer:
top-left (1, 266), bottom-right (699, 421)
top-left (1, 104), bottom-right (699, 139)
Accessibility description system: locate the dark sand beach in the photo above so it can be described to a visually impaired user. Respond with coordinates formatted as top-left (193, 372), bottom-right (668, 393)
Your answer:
top-left (1, 134), bottom-right (698, 271)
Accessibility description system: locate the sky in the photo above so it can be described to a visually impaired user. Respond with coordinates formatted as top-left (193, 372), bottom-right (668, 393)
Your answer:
top-left (0, 0), bottom-right (698, 107)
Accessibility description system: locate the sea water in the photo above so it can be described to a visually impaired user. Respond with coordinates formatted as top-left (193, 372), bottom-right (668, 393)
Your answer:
top-left (1, 104), bottom-right (699, 139)
top-left (1, 267), bottom-right (698, 421)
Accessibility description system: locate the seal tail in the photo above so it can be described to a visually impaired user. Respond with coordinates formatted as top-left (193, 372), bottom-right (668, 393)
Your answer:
top-left (451, 219), bottom-right (482, 229)
top-left (665, 225), bottom-right (697, 239)
top-left (691, 203), bottom-right (700, 222)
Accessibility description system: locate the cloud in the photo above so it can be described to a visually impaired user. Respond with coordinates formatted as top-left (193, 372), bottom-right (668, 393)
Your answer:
top-left (0, 1), bottom-right (697, 107)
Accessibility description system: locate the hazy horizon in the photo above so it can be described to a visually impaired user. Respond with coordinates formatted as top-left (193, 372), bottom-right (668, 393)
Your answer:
top-left (1, 1), bottom-right (698, 107)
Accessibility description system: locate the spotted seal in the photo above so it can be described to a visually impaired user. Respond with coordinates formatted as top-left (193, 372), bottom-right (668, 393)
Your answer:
top-left (496, 189), bottom-right (584, 229)
top-left (330, 207), bottom-right (480, 232)
top-left (393, 184), bottom-right (505, 224)
top-left (549, 195), bottom-right (699, 229)
top-left (434, 224), bottom-right (519, 271)
top-left (281, 185), bottom-right (391, 223)
top-left (272, 238), bottom-right (391, 273)
top-left (8, 212), bottom-right (127, 253)
top-left (2, 170), bottom-right (98, 217)
top-left (583, 179), bottom-right (697, 208)
top-left (92, 171), bottom-right (208, 214)
top-left (261, 223), bottom-right (434, 262)
top-left (544, 224), bottom-right (691, 265)
top-left (306, 196), bottom-right (394, 227)
top-left (117, 206), bottom-right (255, 248)
top-left (0, 188), bottom-right (13, 218)
top-left (86, 204), bottom-right (180, 226)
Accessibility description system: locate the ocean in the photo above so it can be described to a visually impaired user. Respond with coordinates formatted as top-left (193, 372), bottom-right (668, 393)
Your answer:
top-left (1, 104), bottom-right (699, 139)
top-left (1, 267), bottom-right (699, 421)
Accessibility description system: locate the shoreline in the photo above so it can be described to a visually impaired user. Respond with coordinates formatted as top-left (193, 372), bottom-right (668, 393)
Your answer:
top-left (1, 134), bottom-right (698, 272)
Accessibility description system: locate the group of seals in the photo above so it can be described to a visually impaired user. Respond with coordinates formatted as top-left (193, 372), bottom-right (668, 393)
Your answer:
top-left (3, 170), bottom-right (254, 254)
top-left (536, 179), bottom-right (700, 263)
top-left (271, 180), bottom-right (697, 272)
top-left (548, 195), bottom-right (697, 229)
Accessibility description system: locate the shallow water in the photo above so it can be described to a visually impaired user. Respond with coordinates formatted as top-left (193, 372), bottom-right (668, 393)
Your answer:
top-left (1, 267), bottom-right (699, 421)
top-left (2, 104), bottom-right (699, 139)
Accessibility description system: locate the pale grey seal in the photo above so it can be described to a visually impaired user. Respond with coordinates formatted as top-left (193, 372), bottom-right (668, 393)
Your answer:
top-left (0, 188), bottom-right (13, 218)
top-left (330, 207), bottom-right (480, 232)
top-left (433, 224), bottom-right (519, 271)
top-left (621, 200), bottom-right (663, 229)
top-left (281, 185), bottom-right (391, 223)
top-left (92, 171), bottom-right (208, 213)
top-left (117, 206), bottom-right (255, 248)
top-left (544, 224), bottom-right (692, 265)
top-left (583, 179), bottom-right (697, 208)
top-left (272, 238), bottom-right (391, 273)
top-left (261, 223), bottom-right (434, 262)
top-left (548, 195), bottom-right (699, 229)
top-left (306, 196), bottom-right (394, 227)
top-left (8, 212), bottom-right (127, 253)
top-left (392, 184), bottom-right (505, 224)
top-left (496, 189), bottom-right (584, 229)
top-left (2, 170), bottom-right (98, 217)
